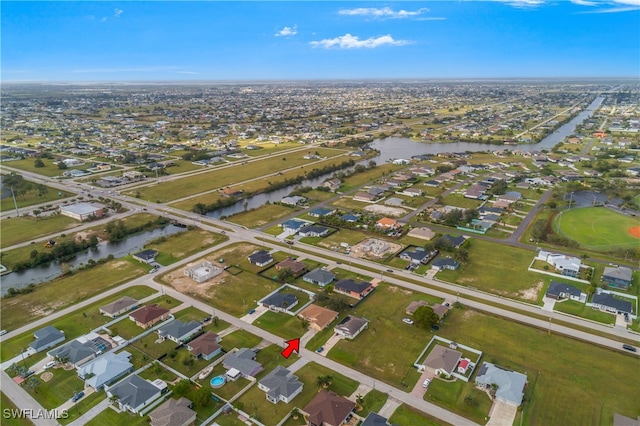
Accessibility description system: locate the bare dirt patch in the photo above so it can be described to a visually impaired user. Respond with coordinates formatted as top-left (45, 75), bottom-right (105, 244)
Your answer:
top-left (628, 226), bottom-right (640, 238)
top-left (363, 204), bottom-right (407, 217)
top-left (40, 372), bottom-right (53, 382)
top-left (462, 310), bottom-right (478, 320)
top-left (516, 281), bottom-right (544, 301)
top-left (350, 238), bottom-right (403, 260)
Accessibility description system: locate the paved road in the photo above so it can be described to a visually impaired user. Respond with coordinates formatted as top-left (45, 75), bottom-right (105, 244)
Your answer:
top-left (0, 370), bottom-right (59, 426)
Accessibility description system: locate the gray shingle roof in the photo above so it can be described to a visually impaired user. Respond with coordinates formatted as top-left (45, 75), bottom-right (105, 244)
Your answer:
top-left (475, 362), bottom-right (527, 406)
top-left (224, 348), bottom-right (262, 377)
top-left (108, 374), bottom-right (163, 411)
top-left (546, 281), bottom-right (583, 298)
top-left (30, 326), bottom-right (65, 351)
top-left (303, 268), bottom-right (336, 285)
top-left (157, 320), bottom-right (202, 341)
top-left (258, 366), bottom-right (303, 401)
top-left (592, 293), bottom-right (633, 314)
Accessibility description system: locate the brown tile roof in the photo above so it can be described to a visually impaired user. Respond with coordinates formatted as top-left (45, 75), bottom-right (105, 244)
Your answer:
top-left (298, 304), bottom-right (339, 330)
top-left (187, 332), bottom-right (220, 357)
top-left (149, 397), bottom-right (196, 426)
top-left (129, 305), bottom-right (169, 324)
top-left (304, 390), bottom-right (355, 426)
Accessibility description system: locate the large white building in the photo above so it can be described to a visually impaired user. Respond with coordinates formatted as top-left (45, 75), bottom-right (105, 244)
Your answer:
top-left (59, 203), bottom-right (104, 221)
top-left (183, 261), bottom-right (223, 283)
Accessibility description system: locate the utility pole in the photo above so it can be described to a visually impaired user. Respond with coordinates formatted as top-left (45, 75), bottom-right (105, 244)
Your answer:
top-left (11, 187), bottom-right (19, 217)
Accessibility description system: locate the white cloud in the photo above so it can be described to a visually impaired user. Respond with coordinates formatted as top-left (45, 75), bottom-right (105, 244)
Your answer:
top-left (570, 0), bottom-right (599, 5)
top-left (114, 8), bottom-right (123, 18)
top-left (310, 34), bottom-right (410, 49)
top-left (275, 25), bottom-right (297, 37)
top-left (338, 7), bottom-right (429, 19)
top-left (177, 71), bottom-right (200, 75)
top-left (492, 0), bottom-right (546, 7)
top-left (571, 0), bottom-right (640, 12)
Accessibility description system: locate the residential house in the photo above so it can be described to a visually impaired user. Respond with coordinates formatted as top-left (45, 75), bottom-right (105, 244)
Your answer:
top-left (323, 178), bottom-right (341, 191)
top-left (299, 225), bottom-right (331, 238)
top-left (402, 187), bottom-right (423, 197)
top-left (405, 301), bottom-right (429, 316)
top-left (362, 412), bottom-right (395, 426)
top-left (441, 235), bottom-right (467, 249)
top-left (591, 293), bottom-right (633, 315)
top-left (422, 345), bottom-right (462, 378)
top-left (376, 218), bottom-right (399, 230)
top-left (545, 281), bottom-right (587, 303)
top-left (353, 192), bottom-right (377, 202)
top-left (431, 257), bottom-right (460, 271)
top-left (220, 188), bottom-right (243, 197)
top-left (261, 292), bottom-right (299, 312)
top-left (536, 250), bottom-right (581, 277)
top-left (303, 268), bottom-right (336, 287)
top-left (334, 316), bottom-right (368, 340)
top-left (334, 279), bottom-right (375, 300)
top-left (223, 348), bottom-right (263, 378)
top-left (399, 247), bottom-right (435, 265)
top-left (432, 303), bottom-right (449, 320)
top-left (106, 374), bottom-right (166, 415)
top-left (258, 366), bottom-right (304, 404)
top-left (48, 334), bottom-right (112, 368)
top-left (99, 297), bottom-right (138, 318)
top-left (129, 305), bottom-right (170, 329)
top-left (187, 332), bottom-right (222, 361)
top-left (77, 351), bottom-right (133, 390)
top-left (303, 390), bottom-right (356, 426)
top-left (281, 196), bottom-right (307, 206)
top-left (601, 266), bottom-right (633, 290)
top-left (340, 213), bottom-right (359, 223)
top-left (157, 320), bottom-right (203, 343)
top-left (407, 227), bottom-right (436, 241)
top-left (132, 249), bottom-right (159, 264)
top-left (475, 362), bottom-right (527, 407)
top-left (281, 219), bottom-right (308, 234)
top-left (29, 326), bottom-right (65, 353)
top-left (298, 304), bottom-right (339, 332)
top-left (308, 207), bottom-right (335, 218)
top-left (248, 250), bottom-right (273, 267)
top-left (149, 397), bottom-right (197, 426)
top-left (276, 258), bottom-right (308, 276)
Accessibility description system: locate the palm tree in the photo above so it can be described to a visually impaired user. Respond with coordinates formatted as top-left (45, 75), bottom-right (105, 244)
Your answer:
top-left (25, 377), bottom-right (40, 394)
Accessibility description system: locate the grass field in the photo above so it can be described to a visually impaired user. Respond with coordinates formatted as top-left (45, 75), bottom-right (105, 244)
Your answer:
top-left (227, 204), bottom-right (296, 228)
top-left (0, 286), bottom-right (155, 362)
top-left (0, 184), bottom-right (74, 212)
top-left (389, 404), bottom-right (446, 426)
top-left (144, 228), bottom-right (225, 265)
top-left (555, 207), bottom-right (640, 250)
top-left (553, 300), bottom-right (616, 324)
top-left (1, 214), bottom-right (80, 248)
top-left (424, 378), bottom-right (492, 424)
top-left (440, 193), bottom-right (483, 209)
top-left (26, 366), bottom-right (84, 409)
top-left (2, 158), bottom-right (88, 178)
top-left (1, 391), bottom-right (34, 426)
top-left (327, 283), bottom-right (443, 390)
top-left (85, 406), bottom-right (149, 426)
top-left (0, 259), bottom-right (148, 332)
top-left (438, 307), bottom-right (640, 425)
top-left (128, 147), bottom-right (345, 202)
top-left (436, 239), bottom-right (545, 301)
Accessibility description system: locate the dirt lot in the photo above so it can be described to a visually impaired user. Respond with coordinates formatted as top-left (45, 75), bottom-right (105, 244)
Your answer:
top-left (350, 238), bottom-right (403, 259)
top-left (364, 204), bottom-right (407, 217)
top-left (516, 281), bottom-right (543, 301)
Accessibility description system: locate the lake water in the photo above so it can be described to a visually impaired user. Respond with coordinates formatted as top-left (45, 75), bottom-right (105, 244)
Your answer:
top-left (206, 96), bottom-right (603, 217)
top-left (1, 225), bottom-right (186, 294)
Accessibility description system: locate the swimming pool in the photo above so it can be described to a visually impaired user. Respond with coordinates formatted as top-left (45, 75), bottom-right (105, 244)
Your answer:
top-left (210, 375), bottom-right (225, 388)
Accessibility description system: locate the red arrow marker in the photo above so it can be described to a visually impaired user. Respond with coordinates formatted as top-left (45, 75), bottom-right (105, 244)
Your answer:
top-left (281, 338), bottom-right (300, 359)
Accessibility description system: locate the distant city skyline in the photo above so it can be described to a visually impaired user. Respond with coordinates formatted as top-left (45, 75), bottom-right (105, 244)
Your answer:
top-left (2, 1), bottom-right (639, 82)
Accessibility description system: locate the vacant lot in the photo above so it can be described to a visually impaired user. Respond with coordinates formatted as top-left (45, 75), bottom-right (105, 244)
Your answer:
top-left (1, 214), bottom-right (80, 248)
top-left (144, 228), bottom-right (225, 265)
top-left (437, 239), bottom-right (544, 301)
top-left (0, 259), bottom-right (147, 332)
top-left (328, 283), bottom-right (443, 390)
top-left (0, 184), bottom-right (73, 212)
top-left (389, 404), bottom-right (445, 426)
top-left (129, 147), bottom-right (345, 202)
top-left (555, 207), bottom-right (639, 250)
top-left (227, 204), bottom-right (296, 228)
top-left (438, 307), bottom-right (640, 425)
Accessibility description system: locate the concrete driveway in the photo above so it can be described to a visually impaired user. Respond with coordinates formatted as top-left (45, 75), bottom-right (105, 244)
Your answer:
top-left (541, 297), bottom-right (556, 312)
top-left (317, 333), bottom-right (342, 357)
top-left (486, 400), bottom-right (517, 426)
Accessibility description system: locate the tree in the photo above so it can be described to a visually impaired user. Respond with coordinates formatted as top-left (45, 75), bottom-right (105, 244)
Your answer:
top-left (173, 379), bottom-right (191, 397)
top-left (277, 267), bottom-right (294, 282)
top-left (325, 284), bottom-right (334, 294)
top-left (182, 356), bottom-right (195, 371)
top-left (413, 306), bottom-right (439, 330)
top-left (454, 248), bottom-right (469, 262)
top-left (34, 159), bottom-right (45, 168)
top-left (194, 386), bottom-right (211, 408)
top-left (57, 162), bottom-right (68, 170)
top-left (316, 375), bottom-right (333, 388)
top-left (25, 376), bottom-right (41, 394)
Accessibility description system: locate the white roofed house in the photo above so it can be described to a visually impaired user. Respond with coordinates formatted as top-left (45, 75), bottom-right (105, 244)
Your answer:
top-left (77, 351), bottom-right (133, 390)
top-left (536, 250), bottom-right (582, 277)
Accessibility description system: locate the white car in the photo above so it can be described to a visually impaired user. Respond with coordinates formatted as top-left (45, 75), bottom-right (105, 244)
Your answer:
top-left (402, 318), bottom-right (414, 325)
top-left (43, 361), bottom-right (55, 370)
top-left (423, 378), bottom-right (431, 388)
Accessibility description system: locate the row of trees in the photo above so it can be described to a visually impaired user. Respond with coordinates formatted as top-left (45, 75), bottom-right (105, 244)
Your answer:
top-left (2, 172), bottom-right (49, 200)
top-left (105, 216), bottom-right (169, 242)
top-left (13, 237), bottom-right (99, 272)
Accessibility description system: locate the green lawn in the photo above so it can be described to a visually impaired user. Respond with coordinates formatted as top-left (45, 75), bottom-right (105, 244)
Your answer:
top-left (220, 330), bottom-right (262, 352)
top-left (130, 331), bottom-right (177, 360)
top-left (2, 158), bottom-right (89, 178)
top-left (555, 207), bottom-right (640, 250)
top-left (441, 193), bottom-right (483, 209)
top-left (236, 361), bottom-right (359, 425)
top-left (1, 391), bottom-right (34, 426)
top-left (340, 164), bottom-right (402, 191)
top-left (27, 367), bottom-right (84, 409)
top-left (227, 204), bottom-right (297, 228)
top-left (208, 364), bottom-right (252, 400)
top-left (438, 306), bottom-right (640, 425)
top-left (0, 185), bottom-right (74, 213)
top-left (129, 148), bottom-right (344, 202)
top-left (389, 404), bottom-right (446, 426)
top-left (85, 407), bottom-right (149, 426)
top-left (253, 311), bottom-right (307, 340)
top-left (424, 379), bottom-right (492, 424)
top-left (254, 345), bottom-right (299, 380)
top-left (327, 283), bottom-right (443, 390)
top-left (436, 239), bottom-right (545, 301)
top-left (138, 362), bottom-right (179, 383)
top-left (162, 347), bottom-right (213, 377)
top-left (144, 228), bottom-right (226, 265)
top-left (58, 391), bottom-right (105, 425)
top-left (554, 300), bottom-right (616, 324)
top-left (313, 228), bottom-right (367, 249)
top-left (358, 389), bottom-right (387, 418)
top-left (1, 214), bottom-right (80, 248)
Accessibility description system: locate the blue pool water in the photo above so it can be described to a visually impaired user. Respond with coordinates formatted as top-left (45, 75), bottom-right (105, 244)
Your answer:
top-left (210, 375), bottom-right (225, 388)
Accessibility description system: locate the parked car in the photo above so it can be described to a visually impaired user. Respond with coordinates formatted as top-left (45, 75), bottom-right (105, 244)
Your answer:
top-left (422, 378), bottom-right (431, 388)
top-left (71, 392), bottom-right (84, 402)
top-left (622, 344), bottom-right (637, 352)
top-left (43, 361), bottom-right (55, 370)
top-left (386, 269), bottom-right (394, 273)
top-left (0, 330), bottom-right (7, 336)
top-left (248, 309), bottom-right (256, 315)
top-left (316, 346), bottom-right (324, 353)
top-left (402, 318), bottom-right (414, 325)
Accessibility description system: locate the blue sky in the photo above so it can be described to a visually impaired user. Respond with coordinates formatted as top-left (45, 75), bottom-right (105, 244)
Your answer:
top-left (2, 1), bottom-right (639, 81)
